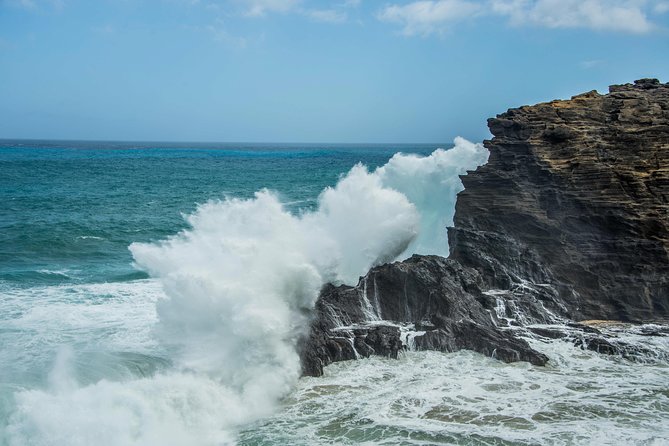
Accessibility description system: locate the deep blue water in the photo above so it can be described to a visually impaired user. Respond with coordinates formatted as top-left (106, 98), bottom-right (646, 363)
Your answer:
top-left (0, 140), bottom-right (442, 288)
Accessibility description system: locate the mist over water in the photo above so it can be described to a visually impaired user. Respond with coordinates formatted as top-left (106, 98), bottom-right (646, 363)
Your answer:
top-left (1, 139), bottom-right (494, 445)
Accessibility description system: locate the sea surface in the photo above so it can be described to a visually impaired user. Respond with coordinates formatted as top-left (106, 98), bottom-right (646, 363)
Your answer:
top-left (1, 140), bottom-right (668, 445)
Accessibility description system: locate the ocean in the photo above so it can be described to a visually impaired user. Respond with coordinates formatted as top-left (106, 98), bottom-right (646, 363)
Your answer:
top-left (1, 139), bottom-right (667, 445)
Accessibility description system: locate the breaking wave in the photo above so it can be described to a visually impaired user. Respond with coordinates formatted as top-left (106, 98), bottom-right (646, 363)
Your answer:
top-left (5, 138), bottom-right (488, 445)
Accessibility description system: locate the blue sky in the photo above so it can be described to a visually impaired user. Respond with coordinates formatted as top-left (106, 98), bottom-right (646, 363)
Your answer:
top-left (1, 0), bottom-right (668, 143)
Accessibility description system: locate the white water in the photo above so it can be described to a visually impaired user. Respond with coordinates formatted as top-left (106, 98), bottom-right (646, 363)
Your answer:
top-left (240, 338), bottom-right (669, 445)
top-left (2, 139), bottom-right (491, 445)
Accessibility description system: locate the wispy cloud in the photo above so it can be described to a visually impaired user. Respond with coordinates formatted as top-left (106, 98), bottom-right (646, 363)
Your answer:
top-left (378, 0), bottom-right (666, 36)
top-left (2, 0), bottom-right (65, 11)
top-left (655, 1), bottom-right (669, 13)
top-left (3, 0), bottom-right (37, 9)
top-left (238, 0), bottom-right (302, 17)
top-left (222, 0), bottom-right (356, 23)
top-left (377, 0), bottom-right (481, 36)
top-left (491, 0), bottom-right (654, 33)
top-left (202, 19), bottom-right (249, 48)
top-left (303, 8), bottom-right (347, 23)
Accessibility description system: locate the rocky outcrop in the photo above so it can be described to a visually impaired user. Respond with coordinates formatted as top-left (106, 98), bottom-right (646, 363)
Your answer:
top-left (300, 79), bottom-right (669, 376)
top-left (449, 79), bottom-right (669, 323)
top-left (299, 255), bottom-right (547, 377)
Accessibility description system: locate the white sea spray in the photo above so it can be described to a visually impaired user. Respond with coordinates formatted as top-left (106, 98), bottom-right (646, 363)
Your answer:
top-left (4, 139), bottom-right (489, 445)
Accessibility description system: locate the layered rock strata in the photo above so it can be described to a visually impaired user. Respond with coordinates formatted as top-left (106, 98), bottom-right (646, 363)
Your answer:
top-left (300, 79), bottom-right (669, 376)
top-left (449, 78), bottom-right (669, 322)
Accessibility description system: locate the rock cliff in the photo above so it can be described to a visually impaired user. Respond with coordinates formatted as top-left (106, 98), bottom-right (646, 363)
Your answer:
top-left (300, 79), bottom-right (669, 376)
top-left (449, 78), bottom-right (669, 323)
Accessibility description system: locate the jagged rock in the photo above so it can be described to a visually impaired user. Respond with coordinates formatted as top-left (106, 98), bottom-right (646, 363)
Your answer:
top-left (415, 319), bottom-right (548, 366)
top-left (300, 79), bottom-right (669, 376)
top-left (449, 79), bottom-right (669, 323)
top-left (574, 336), bottom-right (620, 355)
top-left (566, 322), bottom-right (602, 334)
top-left (639, 326), bottom-right (669, 337)
top-left (364, 326), bottom-right (403, 358)
top-left (572, 334), bottom-right (660, 361)
top-left (299, 256), bottom-right (547, 376)
top-left (527, 326), bottom-right (569, 339)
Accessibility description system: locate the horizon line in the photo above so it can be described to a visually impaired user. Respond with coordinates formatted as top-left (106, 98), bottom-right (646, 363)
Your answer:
top-left (0, 137), bottom-right (460, 146)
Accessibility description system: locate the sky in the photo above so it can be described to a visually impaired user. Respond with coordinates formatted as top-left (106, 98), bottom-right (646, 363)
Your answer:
top-left (0, 0), bottom-right (668, 143)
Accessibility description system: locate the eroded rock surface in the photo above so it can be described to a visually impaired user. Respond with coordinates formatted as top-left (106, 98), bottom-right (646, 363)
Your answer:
top-left (299, 256), bottom-right (547, 377)
top-left (300, 79), bottom-right (669, 376)
top-left (449, 79), bottom-right (669, 322)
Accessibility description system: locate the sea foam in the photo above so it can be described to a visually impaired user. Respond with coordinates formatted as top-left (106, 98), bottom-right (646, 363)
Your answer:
top-left (5, 139), bottom-right (488, 445)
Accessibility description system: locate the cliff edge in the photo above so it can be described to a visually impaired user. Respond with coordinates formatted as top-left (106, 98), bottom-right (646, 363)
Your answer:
top-left (301, 79), bottom-right (669, 376)
top-left (449, 78), bottom-right (669, 323)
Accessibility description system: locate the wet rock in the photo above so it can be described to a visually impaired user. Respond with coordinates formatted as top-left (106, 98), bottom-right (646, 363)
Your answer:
top-left (300, 256), bottom-right (548, 376)
top-left (639, 326), bottom-right (669, 337)
top-left (300, 79), bottom-right (669, 375)
top-left (365, 326), bottom-right (403, 359)
top-left (574, 336), bottom-right (619, 355)
top-left (527, 327), bottom-right (569, 339)
top-left (572, 335), bottom-right (660, 361)
top-left (566, 323), bottom-right (602, 334)
top-left (415, 319), bottom-right (549, 366)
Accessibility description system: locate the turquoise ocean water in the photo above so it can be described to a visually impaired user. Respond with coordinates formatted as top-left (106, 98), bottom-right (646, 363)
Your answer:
top-left (1, 140), bottom-right (668, 446)
top-left (1, 140), bottom-right (436, 288)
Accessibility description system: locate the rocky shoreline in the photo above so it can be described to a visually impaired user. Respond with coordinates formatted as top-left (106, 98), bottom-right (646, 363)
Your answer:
top-left (300, 79), bottom-right (669, 377)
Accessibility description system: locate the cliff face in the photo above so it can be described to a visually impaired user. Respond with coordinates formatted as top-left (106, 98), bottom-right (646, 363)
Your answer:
top-left (300, 79), bottom-right (669, 376)
top-left (449, 79), bottom-right (669, 323)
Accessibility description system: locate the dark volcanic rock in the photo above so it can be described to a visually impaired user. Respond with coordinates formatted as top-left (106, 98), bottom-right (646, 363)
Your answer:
top-left (299, 256), bottom-right (547, 377)
top-left (300, 79), bottom-right (669, 376)
top-left (448, 79), bottom-right (669, 323)
top-left (415, 319), bottom-right (548, 366)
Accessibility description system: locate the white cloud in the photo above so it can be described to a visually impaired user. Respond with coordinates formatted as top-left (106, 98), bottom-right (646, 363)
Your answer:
top-left (304, 8), bottom-right (347, 23)
top-left (655, 1), bottom-right (669, 13)
top-left (205, 20), bottom-right (248, 47)
top-left (231, 0), bottom-right (352, 23)
top-left (492, 0), bottom-right (654, 33)
top-left (377, 0), bottom-right (482, 36)
top-left (2, 0), bottom-right (65, 10)
top-left (238, 0), bottom-right (301, 16)
top-left (379, 0), bottom-right (663, 35)
top-left (15, 0), bottom-right (37, 8)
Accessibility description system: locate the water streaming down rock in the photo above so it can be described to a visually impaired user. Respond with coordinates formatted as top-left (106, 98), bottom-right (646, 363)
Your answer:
top-left (299, 255), bottom-right (549, 377)
top-left (300, 79), bottom-right (669, 376)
